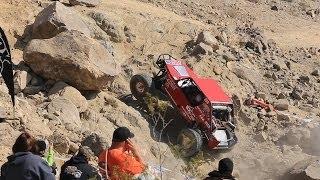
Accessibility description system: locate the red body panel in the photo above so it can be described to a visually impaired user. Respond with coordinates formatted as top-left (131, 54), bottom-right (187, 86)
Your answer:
top-left (193, 78), bottom-right (232, 104)
top-left (165, 59), bottom-right (232, 104)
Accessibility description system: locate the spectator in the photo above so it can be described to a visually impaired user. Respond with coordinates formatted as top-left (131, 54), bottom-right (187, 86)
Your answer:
top-left (99, 127), bottom-right (146, 179)
top-left (1, 132), bottom-right (55, 180)
top-left (35, 139), bottom-right (57, 174)
top-left (204, 158), bottom-right (235, 180)
top-left (60, 146), bottom-right (101, 180)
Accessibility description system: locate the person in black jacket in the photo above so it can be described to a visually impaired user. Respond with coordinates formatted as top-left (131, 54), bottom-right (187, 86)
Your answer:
top-left (60, 146), bottom-right (101, 180)
top-left (204, 158), bottom-right (235, 180)
top-left (1, 132), bottom-right (55, 180)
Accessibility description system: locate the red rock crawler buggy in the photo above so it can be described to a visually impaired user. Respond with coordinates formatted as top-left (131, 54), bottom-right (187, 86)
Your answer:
top-left (130, 54), bottom-right (237, 157)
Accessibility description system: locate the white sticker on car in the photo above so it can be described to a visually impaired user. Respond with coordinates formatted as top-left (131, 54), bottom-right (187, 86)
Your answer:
top-left (173, 65), bottom-right (189, 77)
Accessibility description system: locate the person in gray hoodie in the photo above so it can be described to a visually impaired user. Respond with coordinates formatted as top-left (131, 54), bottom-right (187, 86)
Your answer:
top-left (0, 132), bottom-right (55, 180)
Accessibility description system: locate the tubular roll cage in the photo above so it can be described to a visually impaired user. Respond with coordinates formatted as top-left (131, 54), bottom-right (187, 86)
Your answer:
top-left (154, 54), bottom-right (174, 79)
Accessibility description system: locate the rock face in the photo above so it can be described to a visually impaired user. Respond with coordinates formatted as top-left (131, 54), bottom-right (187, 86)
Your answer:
top-left (32, 2), bottom-right (90, 39)
top-left (69, 0), bottom-right (101, 7)
top-left (245, 32), bottom-right (268, 54)
top-left (49, 81), bottom-right (88, 113)
top-left (69, 142), bottom-right (79, 153)
top-left (284, 128), bottom-right (311, 146)
top-left (274, 99), bottom-right (289, 111)
top-left (23, 86), bottom-right (43, 95)
top-left (24, 30), bottom-right (119, 90)
top-left (47, 97), bottom-right (82, 129)
top-left (291, 88), bottom-right (303, 100)
top-left (13, 70), bottom-right (32, 94)
top-left (90, 12), bottom-right (125, 43)
top-left (286, 158), bottom-right (320, 180)
top-left (192, 42), bottom-right (213, 55)
top-left (196, 31), bottom-right (218, 46)
top-left (0, 107), bottom-right (6, 120)
top-left (311, 69), bottom-right (319, 76)
top-left (255, 131), bottom-right (267, 142)
top-left (277, 113), bottom-right (291, 122)
top-left (190, 31), bottom-right (220, 56)
top-left (49, 131), bottom-right (71, 154)
top-left (81, 133), bottom-right (108, 156)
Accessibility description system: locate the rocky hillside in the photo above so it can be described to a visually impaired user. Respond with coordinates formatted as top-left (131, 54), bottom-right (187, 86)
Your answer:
top-left (0, 0), bottom-right (320, 179)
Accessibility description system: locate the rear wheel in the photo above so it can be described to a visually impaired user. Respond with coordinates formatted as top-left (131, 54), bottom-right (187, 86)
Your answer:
top-left (177, 128), bottom-right (203, 157)
top-left (130, 74), bottom-right (153, 100)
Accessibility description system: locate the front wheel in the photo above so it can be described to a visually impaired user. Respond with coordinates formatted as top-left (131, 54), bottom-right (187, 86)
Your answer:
top-left (130, 74), bottom-right (153, 100)
top-left (177, 128), bottom-right (203, 157)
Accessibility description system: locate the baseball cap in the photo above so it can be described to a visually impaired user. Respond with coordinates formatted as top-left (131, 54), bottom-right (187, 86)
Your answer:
top-left (112, 127), bottom-right (134, 142)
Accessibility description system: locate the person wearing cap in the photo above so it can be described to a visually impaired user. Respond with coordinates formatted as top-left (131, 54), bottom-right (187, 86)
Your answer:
top-left (99, 127), bottom-right (145, 180)
top-left (204, 158), bottom-right (235, 180)
top-left (60, 146), bottom-right (101, 180)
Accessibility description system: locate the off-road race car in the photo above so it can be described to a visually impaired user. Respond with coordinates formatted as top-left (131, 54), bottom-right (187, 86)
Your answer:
top-left (130, 54), bottom-right (237, 157)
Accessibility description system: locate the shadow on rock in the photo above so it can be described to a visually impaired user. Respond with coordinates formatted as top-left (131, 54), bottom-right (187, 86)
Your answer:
top-left (14, 24), bottom-right (33, 51)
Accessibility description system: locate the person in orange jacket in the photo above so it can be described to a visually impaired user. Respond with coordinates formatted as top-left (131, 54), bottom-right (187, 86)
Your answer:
top-left (99, 127), bottom-right (145, 180)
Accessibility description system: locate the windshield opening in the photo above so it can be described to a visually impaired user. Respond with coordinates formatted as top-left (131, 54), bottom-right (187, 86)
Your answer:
top-left (212, 105), bottom-right (231, 122)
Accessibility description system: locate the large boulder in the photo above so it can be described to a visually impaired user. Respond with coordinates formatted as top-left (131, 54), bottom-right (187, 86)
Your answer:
top-left (24, 30), bottom-right (119, 90)
top-left (49, 81), bottom-right (88, 113)
top-left (286, 157), bottom-right (320, 180)
top-left (47, 97), bottom-right (82, 129)
top-left (32, 2), bottom-right (90, 39)
top-left (69, 0), bottom-right (101, 7)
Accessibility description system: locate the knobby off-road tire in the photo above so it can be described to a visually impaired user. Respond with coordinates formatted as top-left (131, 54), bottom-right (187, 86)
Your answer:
top-left (130, 74), bottom-right (153, 100)
top-left (177, 128), bottom-right (203, 157)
